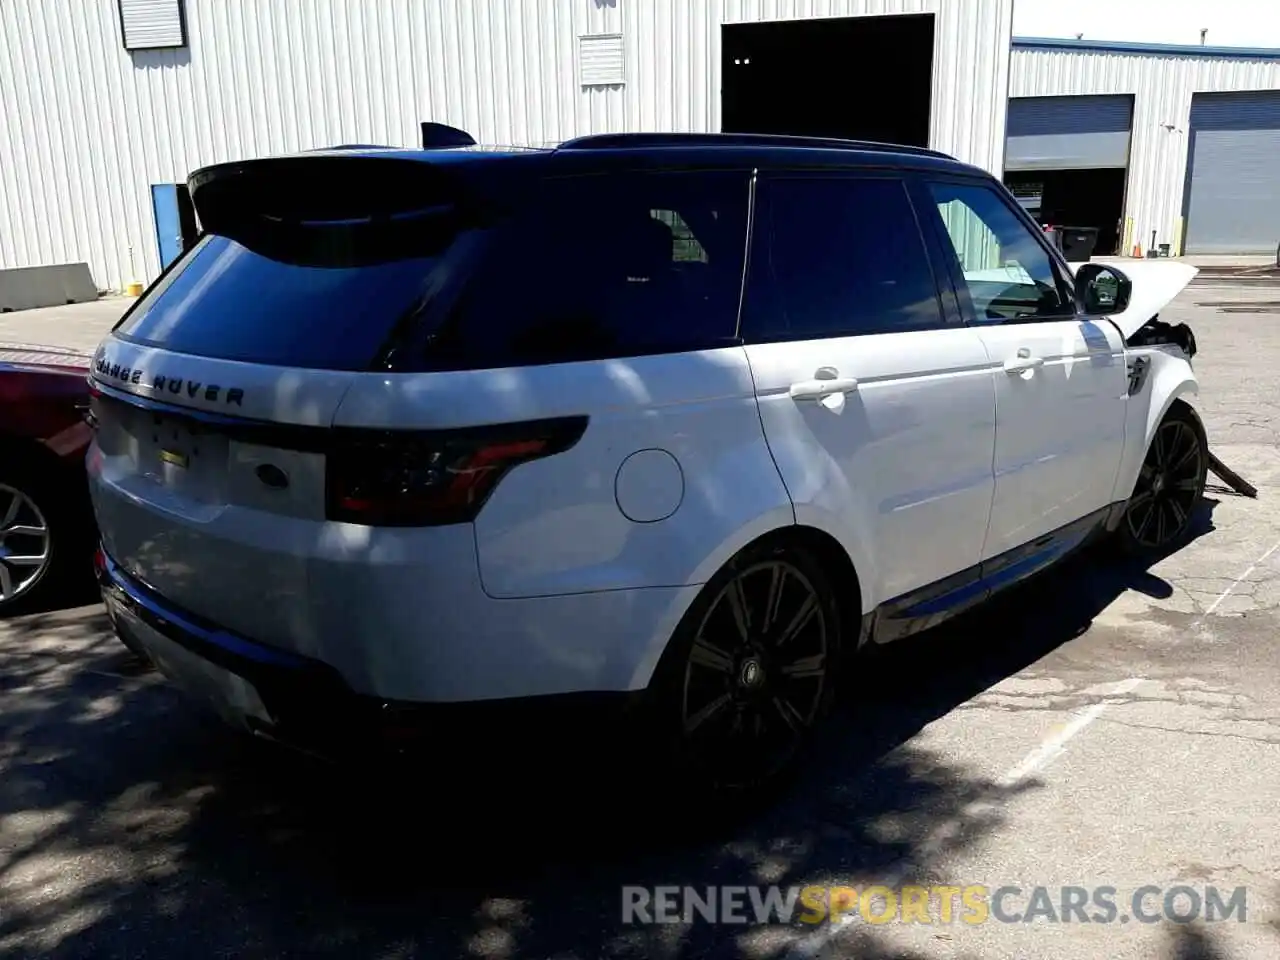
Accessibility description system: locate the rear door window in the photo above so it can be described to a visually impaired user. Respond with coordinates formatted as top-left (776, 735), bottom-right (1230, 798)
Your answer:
top-left (412, 169), bottom-right (751, 370)
top-left (743, 176), bottom-right (946, 342)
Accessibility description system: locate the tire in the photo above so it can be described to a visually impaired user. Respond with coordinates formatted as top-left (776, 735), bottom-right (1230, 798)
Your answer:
top-left (1114, 401), bottom-right (1208, 558)
top-left (0, 456), bottom-right (93, 617)
top-left (640, 538), bottom-right (843, 798)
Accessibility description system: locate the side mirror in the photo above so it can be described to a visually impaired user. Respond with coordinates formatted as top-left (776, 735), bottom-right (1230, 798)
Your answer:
top-left (1074, 262), bottom-right (1132, 316)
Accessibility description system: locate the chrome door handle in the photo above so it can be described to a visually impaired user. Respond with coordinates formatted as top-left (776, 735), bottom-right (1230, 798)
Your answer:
top-left (790, 367), bottom-right (859, 400)
top-left (1003, 348), bottom-right (1044, 374)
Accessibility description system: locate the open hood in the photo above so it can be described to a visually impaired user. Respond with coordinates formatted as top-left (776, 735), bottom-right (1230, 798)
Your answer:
top-left (1066, 260), bottom-right (1198, 339)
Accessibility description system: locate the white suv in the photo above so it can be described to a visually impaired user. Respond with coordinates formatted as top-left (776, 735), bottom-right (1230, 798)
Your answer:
top-left (88, 133), bottom-right (1204, 792)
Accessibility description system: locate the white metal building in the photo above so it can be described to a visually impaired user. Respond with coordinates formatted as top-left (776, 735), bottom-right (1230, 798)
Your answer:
top-left (1009, 38), bottom-right (1280, 256)
top-left (1, 0), bottom-right (1014, 293)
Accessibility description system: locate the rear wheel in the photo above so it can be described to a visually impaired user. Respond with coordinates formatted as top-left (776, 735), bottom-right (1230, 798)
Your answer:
top-left (644, 540), bottom-right (841, 796)
top-left (1116, 401), bottom-right (1208, 556)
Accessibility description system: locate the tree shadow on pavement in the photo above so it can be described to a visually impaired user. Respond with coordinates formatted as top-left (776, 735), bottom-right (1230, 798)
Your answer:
top-left (0, 502), bottom-right (1234, 960)
top-left (1169, 923), bottom-right (1230, 960)
top-left (0, 558), bottom-right (101, 624)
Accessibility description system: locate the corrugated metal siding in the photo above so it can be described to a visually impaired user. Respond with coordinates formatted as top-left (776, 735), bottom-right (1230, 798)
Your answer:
top-left (1, 0), bottom-right (1013, 291)
top-left (1184, 91), bottom-right (1280, 254)
top-left (1005, 94), bottom-right (1133, 170)
top-left (1010, 45), bottom-right (1280, 255)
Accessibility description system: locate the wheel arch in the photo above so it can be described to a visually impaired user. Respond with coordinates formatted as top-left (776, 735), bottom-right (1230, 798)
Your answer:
top-left (0, 431), bottom-right (93, 612)
top-left (1113, 351), bottom-right (1200, 506)
top-left (0, 429), bottom-right (94, 527)
top-left (1145, 371), bottom-right (1200, 453)
top-left (685, 508), bottom-right (873, 617)
top-left (629, 520), bottom-right (867, 690)
top-left (0, 431), bottom-right (69, 477)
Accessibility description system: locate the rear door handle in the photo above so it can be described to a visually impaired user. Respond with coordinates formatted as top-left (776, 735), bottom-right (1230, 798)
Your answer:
top-left (789, 368), bottom-right (859, 400)
top-left (1003, 348), bottom-right (1045, 374)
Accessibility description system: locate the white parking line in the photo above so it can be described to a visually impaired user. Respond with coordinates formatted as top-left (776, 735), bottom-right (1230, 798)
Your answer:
top-left (1202, 537), bottom-right (1280, 617)
top-left (783, 676), bottom-right (1147, 959)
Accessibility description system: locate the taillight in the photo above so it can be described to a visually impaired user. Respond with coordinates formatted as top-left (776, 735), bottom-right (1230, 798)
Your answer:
top-left (325, 416), bottom-right (588, 526)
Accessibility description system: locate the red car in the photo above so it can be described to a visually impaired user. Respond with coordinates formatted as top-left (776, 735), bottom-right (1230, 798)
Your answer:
top-left (0, 344), bottom-right (97, 615)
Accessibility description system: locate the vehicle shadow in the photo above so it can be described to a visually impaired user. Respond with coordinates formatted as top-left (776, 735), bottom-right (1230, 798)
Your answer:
top-left (836, 496), bottom-right (1218, 745)
top-left (0, 502), bottom-right (1224, 959)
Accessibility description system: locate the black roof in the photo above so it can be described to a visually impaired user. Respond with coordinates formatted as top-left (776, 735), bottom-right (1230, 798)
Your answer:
top-left (190, 132), bottom-right (989, 218)
top-left (306, 130), bottom-right (985, 177)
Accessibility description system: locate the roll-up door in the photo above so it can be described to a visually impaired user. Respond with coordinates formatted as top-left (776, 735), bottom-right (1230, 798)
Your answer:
top-left (1184, 90), bottom-right (1280, 255)
top-left (1005, 95), bottom-right (1134, 172)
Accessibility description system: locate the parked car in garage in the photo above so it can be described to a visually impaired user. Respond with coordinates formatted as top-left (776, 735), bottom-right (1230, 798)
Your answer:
top-left (87, 132), bottom-right (1206, 795)
top-left (0, 345), bottom-right (96, 615)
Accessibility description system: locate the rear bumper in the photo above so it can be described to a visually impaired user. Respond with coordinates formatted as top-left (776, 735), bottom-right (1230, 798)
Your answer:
top-left (100, 553), bottom-right (381, 752)
top-left (89, 460), bottom-right (699, 702)
top-left (99, 553), bottom-right (642, 755)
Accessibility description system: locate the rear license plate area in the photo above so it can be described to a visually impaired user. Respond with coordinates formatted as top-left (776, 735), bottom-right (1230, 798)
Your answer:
top-left (136, 414), bottom-right (230, 502)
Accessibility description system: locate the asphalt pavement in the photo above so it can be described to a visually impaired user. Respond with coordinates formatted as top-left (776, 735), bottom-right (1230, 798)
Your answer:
top-left (2, 283), bottom-right (1279, 959)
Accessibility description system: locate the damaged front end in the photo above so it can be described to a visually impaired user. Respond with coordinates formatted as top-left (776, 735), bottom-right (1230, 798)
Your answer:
top-left (1125, 315), bottom-right (1197, 357)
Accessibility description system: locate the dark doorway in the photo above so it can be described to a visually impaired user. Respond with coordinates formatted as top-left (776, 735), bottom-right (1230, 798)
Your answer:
top-left (1003, 168), bottom-right (1128, 256)
top-left (722, 14), bottom-right (934, 146)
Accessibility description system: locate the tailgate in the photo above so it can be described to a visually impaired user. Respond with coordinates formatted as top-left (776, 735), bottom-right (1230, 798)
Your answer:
top-left (87, 150), bottom-right (480, 641)
top-left (88, 342), bottom-right (355, 642)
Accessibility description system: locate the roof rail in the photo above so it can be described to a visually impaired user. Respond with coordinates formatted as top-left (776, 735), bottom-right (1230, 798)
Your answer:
top-left (556, 131), bottom-right (952, 159)
top-left (421, 122), bottom-right (477, 149)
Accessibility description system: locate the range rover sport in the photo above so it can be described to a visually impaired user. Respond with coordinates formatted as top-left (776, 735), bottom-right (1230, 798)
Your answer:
top-left (88, 132), bottom-right (1205, 792)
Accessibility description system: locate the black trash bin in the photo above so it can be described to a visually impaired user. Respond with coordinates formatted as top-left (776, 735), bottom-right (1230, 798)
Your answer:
top-left (1050, 225), bottom-right (1100, 261)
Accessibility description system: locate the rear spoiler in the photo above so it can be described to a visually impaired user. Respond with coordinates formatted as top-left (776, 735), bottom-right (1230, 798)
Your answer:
top-left (187, 155), bottom-right (471, 266)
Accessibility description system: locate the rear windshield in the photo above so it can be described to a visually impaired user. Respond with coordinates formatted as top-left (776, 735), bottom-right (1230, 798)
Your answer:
top-left (115, 231), bottom-right (456, 371)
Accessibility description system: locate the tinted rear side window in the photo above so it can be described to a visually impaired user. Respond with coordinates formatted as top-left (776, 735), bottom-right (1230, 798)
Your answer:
top-left (745, 176), bottom-right (944, 341)
top-left (113, 232), bottom-right (459, 371)
top-left (412, 169), bottom-right (751, 370)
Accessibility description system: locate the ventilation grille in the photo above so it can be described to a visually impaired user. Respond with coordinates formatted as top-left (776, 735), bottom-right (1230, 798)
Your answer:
top-left (118, 0), bottom-right (187, 51)
top-left (578, 34), bottom-right (625, 86)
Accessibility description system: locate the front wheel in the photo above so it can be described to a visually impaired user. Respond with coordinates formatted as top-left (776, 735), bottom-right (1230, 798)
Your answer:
top-left (643, 541), bottom-right (842, 796)
top-left (1115, 401), bottom-right (1208, 556)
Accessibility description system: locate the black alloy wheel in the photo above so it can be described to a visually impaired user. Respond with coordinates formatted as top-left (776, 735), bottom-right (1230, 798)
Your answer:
top-left (1122, 403), bottom-right (1207, 553)
top-left (672, 551), bottom-right (837, 792)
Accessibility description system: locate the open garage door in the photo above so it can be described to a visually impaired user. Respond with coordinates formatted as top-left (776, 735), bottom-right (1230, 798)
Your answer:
top-left (721, 14), bottom-right (934, 147)
top-left (1005, 95), bottom-right (1133, 171)
top-left (1184, 90), bottom-right (1280, 255)
top-left (1003, 95), bottom-right (1133, 256)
